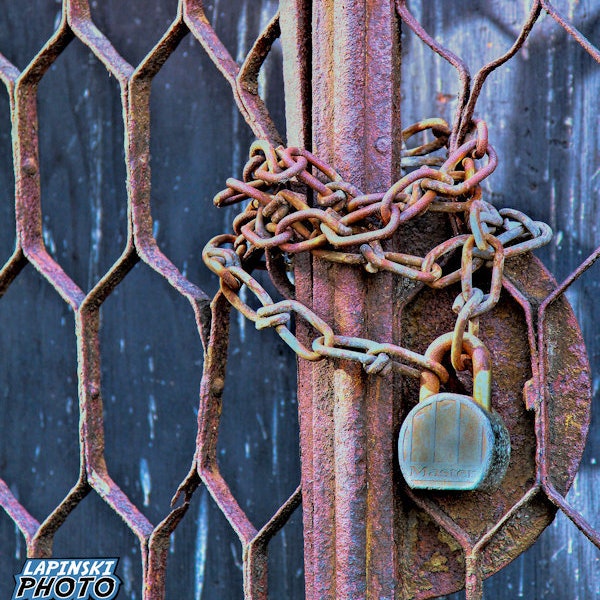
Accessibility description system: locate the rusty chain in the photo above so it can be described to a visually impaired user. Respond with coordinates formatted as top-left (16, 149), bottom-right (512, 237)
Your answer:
top-left (204, 237), bottom-right (450, 381)
top-left (205, 118), bottom-right (552, 375)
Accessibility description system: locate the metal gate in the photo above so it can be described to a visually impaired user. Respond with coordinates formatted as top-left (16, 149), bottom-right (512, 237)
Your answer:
top-left (0, 1), bottom-right (599, 598)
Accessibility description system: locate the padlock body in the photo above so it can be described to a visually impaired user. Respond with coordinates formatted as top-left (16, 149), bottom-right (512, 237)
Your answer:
top-left (398, 393), bottom-right (510, 491)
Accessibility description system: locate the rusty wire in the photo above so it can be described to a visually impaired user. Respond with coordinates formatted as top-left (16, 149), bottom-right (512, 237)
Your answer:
top-left (0, 1), bottom-right (598, 599)
top-left (396, 2), bottom-right (600, 598)
top-left (0, 1), bottom-right (289, 599)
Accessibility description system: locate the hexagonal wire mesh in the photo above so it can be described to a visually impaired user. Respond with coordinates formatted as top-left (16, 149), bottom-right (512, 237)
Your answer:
top-left (0, 1), bottom-right (599, 599)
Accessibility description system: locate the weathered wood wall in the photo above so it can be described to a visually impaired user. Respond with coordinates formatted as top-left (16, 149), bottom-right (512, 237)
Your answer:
top-left (0, 1), bottom-right (598, 598)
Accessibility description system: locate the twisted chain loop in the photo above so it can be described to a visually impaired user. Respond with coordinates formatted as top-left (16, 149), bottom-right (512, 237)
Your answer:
top-left (206, 118), bottom-right (552, 378)
top-left (204, 235), bottom-right (451, 378)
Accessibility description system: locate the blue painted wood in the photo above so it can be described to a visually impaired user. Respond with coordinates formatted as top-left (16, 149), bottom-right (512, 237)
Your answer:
top-left (0, 2), bottom-right (597, 598)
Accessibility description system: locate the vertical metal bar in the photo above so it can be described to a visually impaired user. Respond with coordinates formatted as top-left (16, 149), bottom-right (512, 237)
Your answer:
top-left (280, 0), bottom-right (314, 594)
top-left (286, 1), bottom-right (402, 597)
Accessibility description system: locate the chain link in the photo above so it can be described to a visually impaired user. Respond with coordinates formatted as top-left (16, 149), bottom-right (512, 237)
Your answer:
top-left (206, 118), bottom-right (552, 378)
top-left (204, 239), bottom-right (451, 380)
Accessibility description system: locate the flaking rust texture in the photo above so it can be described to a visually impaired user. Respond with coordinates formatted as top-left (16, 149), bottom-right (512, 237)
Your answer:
top-left (296, 2), bottom-right (402, 599)
top-left (287, 0), bottom-right (594, 596)
top-left (398, 253), bottom-right (590, 598)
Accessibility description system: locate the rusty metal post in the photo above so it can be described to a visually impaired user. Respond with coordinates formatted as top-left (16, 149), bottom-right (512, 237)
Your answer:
top-left (283, 2), bottom-right (402, 597)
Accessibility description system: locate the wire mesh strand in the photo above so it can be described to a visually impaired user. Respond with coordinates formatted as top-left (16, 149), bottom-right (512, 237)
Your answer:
top-left (0, 1), bottom-right (295, 599)
top-left (396, 1), bottom-right (600, 597)
top-left (0, 0), bottom-right (599, 599)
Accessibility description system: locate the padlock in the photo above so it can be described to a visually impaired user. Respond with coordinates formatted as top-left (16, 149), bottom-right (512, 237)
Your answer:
top-left (398, 332), bottom-right (510, 492)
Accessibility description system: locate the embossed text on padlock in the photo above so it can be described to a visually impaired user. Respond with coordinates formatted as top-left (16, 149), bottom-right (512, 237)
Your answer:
top-left (398, 332), bottom-right (510, 492)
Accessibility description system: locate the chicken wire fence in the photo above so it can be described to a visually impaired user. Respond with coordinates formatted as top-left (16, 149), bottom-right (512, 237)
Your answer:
top-left (0, 1), bottom-right (598, 599)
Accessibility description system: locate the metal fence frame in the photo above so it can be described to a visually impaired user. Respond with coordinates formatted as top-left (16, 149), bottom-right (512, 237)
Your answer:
top-left (0, 1), bottom-right (599, 598)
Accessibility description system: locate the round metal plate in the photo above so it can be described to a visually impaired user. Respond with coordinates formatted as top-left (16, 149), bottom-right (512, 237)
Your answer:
top-left (398, 253), bottom-right (591, 598)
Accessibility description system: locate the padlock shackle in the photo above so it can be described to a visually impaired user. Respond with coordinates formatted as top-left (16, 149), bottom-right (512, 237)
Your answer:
top-left (419, 332), bottom-right (492, 411)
